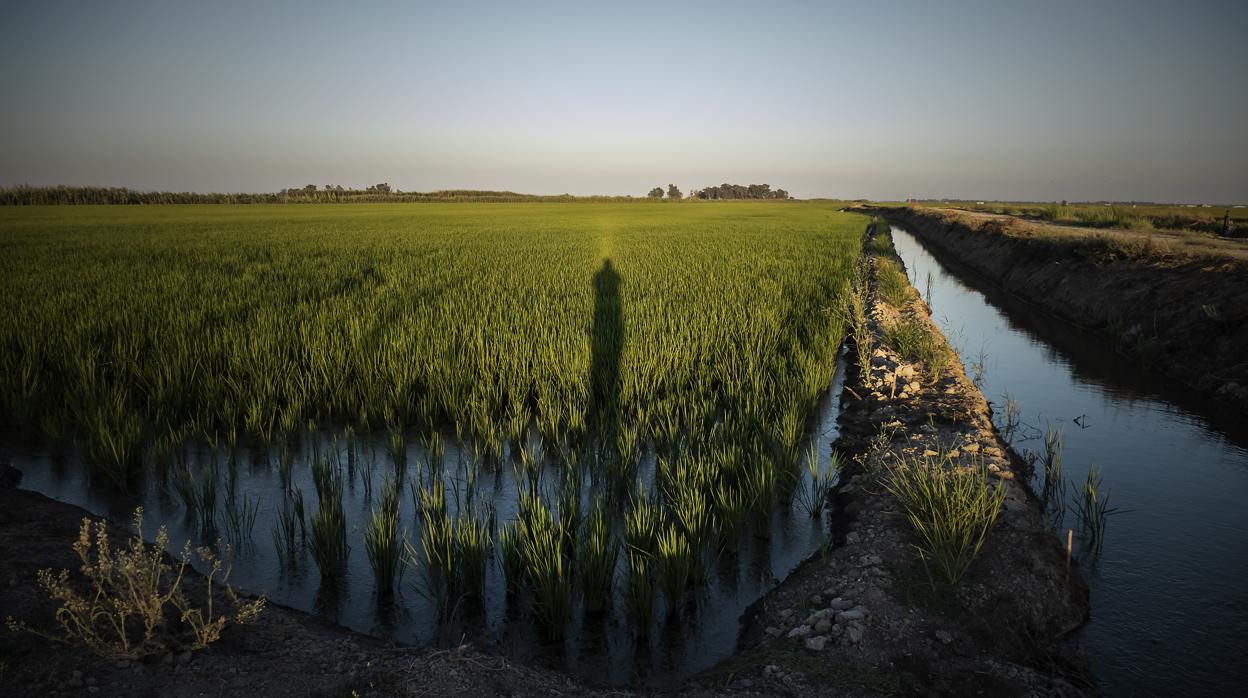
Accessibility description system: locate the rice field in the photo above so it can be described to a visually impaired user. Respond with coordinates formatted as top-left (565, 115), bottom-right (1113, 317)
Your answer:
top-left (0, 202), bottom-right (864, 682)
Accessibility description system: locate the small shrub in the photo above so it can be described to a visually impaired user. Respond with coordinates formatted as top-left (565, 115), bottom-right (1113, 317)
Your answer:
top-left (6, 508), bottom-right (263, 658)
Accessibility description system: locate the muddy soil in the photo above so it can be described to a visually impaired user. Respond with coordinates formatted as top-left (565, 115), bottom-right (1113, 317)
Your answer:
top-left (872, 206), bottom-right (1248, 412)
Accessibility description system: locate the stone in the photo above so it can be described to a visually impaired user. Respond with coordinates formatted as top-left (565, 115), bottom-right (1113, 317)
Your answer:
top-left (764, 626), bottom-right (782, 638)
top-left (935, 630), bottom-right (953, 644)
top-left (176, 651), bottom-right (192, 665)
top-left (805, 608), bottom-right (832, 625)
top-left (897, 392), bottom-right (909, 399)
top-left (963, 442), bottom-right (980, 453)
top-left (830, 623), bottom-right (844, 637)
top-left (922, 449), bottom-right (939, 457)
top-left (908, 381), bottom-right (922, 393)
top-left (836, 609), bottom-right (866, 623)
top-left (846, 532), bottom-right (861, 544)
top-left (847, 624), bottom-right (864, 643)
top-left (810, 594), bottom-right (823, 607)
top-left (814, 619), bottom-right (832, 633)
top-left (787, 624), bottom-right (812, 638)
top-left (804, 635), bottom-right (829, 652)
top-left (829, 597), bottom-right (853, 611)
top-left (779, 609), bottom-right (794, 620)
top-left (947, 449), bottom-right (961, 458)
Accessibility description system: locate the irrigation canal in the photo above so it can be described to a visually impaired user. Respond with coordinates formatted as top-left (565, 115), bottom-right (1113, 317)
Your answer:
top-left (889, 224), bottom-right (1248, 696)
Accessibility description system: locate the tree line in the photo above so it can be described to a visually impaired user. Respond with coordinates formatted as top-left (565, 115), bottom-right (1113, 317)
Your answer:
top-left (1, 183), bottom-right (793, 205)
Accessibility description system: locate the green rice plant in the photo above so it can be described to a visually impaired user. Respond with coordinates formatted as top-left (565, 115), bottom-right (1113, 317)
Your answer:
top-left (498, 521), bottom-right (526, 593)
top-left (517, 488), bottom-right (570, 638)
top-left (797, 447), bottom-right (839, 518)
top-left (456, 513), bottom-right (492, 599)
top-left (1071, 465), bottom-right (1120, 555)
top-left (406, 502), bottom-right (455, 610)
top-left (655, 526), bottom-right (695, 616)
top-left (557, 476), bottom-right (582, 560)
top-left (712, 481), bottom-right (749, 552)
top-left (625, 550), bottom-right (656, 637)
top-left (363, 475), bottom-right (402, 595)
top-left (883, 453), bottom-right (1005, 586)
top-left (308, 458), bottom-right (348, 577)
top-left (625, 488), bottom-right (662, 556)
top-left (577, 496), bottom-right (619, 614)
top-left (271, 491), bottom-right (301, 567)
top-left (80, 385), bottom-right (145, 488)
top-left (222, 475), bottom-right (258, 547)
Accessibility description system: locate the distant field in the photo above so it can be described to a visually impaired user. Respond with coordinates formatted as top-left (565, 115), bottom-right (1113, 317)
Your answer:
top-left (0, 203), bottom-right (863, 483)
top-left (915, 200), bottom-right (1247, 235)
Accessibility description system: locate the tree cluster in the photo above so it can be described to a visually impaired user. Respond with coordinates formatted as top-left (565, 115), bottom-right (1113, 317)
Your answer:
top-left (693, 183), bottom-right (789, 200)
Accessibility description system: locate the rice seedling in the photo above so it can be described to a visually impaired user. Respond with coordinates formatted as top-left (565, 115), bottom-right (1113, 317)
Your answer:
top-left (577, 496), bottom-right (619, 614)
top-left (883, 453), bottom-right (1005, 586)
top-left (797, 446), bottom-right (839, 518)
top-left (308, 458), bottom-right (348, 577)
top-left (271, 491), bottom-right (301, 567)
top-left (1071, 464), bottom-right (1120, 555)
top-left (625, 550), bottom-right (656, 636)
top-left (655, 527), bottom-right (695, 616)
top-left (222, 475), bottom-right (258, 547)
top-left (517, 488), bottom-right (571, 638)
top-left (456, 512), bottom-right (492, 599)
top-left (363, 475), bottom-right (402, 595)
top-left (625, 488), bottom-right (662, 556)
top-left (498, 521), bottom-right (526, 593)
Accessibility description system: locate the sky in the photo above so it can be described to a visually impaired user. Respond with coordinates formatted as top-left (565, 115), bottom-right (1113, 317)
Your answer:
top-left (1, 0), bottom-right (1245, 202)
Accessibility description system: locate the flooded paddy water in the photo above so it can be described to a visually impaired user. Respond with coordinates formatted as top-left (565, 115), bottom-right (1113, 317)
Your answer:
top-left (3, 352), bottom-right (850, 688)
top-left (890, 225), bottom-right (1248, 696)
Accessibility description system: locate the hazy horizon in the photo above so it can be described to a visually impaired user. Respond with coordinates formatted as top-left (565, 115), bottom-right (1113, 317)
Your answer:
top-left (2, 0), bottom-right (1245, 203)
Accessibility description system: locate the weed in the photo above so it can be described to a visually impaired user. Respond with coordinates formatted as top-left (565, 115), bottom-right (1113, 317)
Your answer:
top-left (883, 454), bottom-right (1005, 585)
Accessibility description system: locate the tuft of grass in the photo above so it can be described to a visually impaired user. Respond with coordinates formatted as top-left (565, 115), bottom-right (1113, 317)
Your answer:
top-left (456, 513), bottom-right (492, 599)
top-left (1071, 464), bottom-right (1120, 556)
top-left (797, 447), bottom-right (839, 518)
top-left (881, 315), bottom-right (948, 381)
top-left (883, 453), bottom-right (1005, 586)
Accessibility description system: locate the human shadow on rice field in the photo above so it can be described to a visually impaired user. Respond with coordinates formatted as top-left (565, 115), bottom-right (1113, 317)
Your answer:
top-left (589, 259), bottom-right (623, 437)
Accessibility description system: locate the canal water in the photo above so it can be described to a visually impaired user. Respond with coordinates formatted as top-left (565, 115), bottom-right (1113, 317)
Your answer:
top-left (889, 225), bottom-right (1248, 696)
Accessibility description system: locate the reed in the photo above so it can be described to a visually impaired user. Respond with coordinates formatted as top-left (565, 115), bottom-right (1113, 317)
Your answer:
top-left (625, 550), bottom-right (656, 636)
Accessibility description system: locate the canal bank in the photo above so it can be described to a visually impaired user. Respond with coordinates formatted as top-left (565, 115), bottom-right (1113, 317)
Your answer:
top-left (886, 222), bottom-right (1248, 696)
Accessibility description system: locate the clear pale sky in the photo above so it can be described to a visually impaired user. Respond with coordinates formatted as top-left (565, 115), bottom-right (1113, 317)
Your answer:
top-left (1, 0), bottom-right (1244, 202)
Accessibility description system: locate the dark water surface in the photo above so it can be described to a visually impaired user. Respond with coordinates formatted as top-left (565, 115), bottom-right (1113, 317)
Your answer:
top-left (5, 353), bottom-right (849, 688)
top-left (890, 225), bottom-right (1248, 696)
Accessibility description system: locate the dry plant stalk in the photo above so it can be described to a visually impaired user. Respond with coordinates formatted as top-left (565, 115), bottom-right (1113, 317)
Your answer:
top-left (6, 507), bottom-right (264, 658)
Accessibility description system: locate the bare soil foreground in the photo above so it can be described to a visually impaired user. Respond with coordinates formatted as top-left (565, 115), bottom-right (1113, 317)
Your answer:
top-left (868, 206), bottom-right (1248, 412)
top-left (0, 223), bottom-right (1091, 697)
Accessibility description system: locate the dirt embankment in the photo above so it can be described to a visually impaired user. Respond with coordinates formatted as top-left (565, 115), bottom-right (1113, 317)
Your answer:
top-left (682, 226), bottom-right (1092, 696)
top-left (872, 206), bottom-right (1248, 411)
